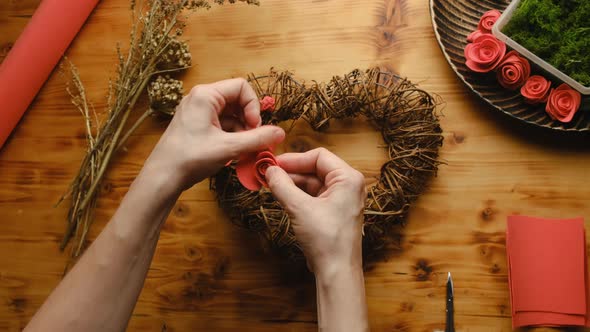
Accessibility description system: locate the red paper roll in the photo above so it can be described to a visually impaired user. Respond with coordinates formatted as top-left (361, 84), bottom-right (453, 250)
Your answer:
top-left (0, 0), bottom-right (100, 149)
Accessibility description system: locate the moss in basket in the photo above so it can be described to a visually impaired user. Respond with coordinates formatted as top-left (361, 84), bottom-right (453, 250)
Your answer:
top-left (502, 0), bottom-right (590, 86)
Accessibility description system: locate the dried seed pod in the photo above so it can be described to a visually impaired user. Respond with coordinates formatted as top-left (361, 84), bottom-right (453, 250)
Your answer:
top-left (156, 36), bottom-right (192, 70)
top-left (148, 75), bottom-right (184, 116)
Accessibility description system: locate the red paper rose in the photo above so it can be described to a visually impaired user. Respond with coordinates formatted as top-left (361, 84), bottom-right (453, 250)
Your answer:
top-left (478, 9), bottom-right (501, 33)
top-left (464, 34), bottom-right (506, 73)
top-left (520, 75), bottom-right (551, 104)
top-left (496, 51), bottom-right (531, 90)
top-left (467, 29), bottom-right (487, 43)
top-left (254, 151), bottom-right (278, 188)
top-left (236, 150), bottom-right (279, 191)
top-left (545, 83), bottom-right (581, 123)
top-left (260, 96), bottom-right (276, 112)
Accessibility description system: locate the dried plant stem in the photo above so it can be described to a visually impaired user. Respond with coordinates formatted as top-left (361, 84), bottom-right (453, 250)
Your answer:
top-left (60, 75), bottom-right (150, 250)
top-left (117, 109), bottom-right (154, 151)
top-left (59, 62), bottom-right (102, 251)
top-left (59, 0), bottom-right (184, 254)
top-left (75, 76), bottom-right (150, 216)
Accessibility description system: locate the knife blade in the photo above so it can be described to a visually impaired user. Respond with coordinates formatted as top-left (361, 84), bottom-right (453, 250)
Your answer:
top-left (445, 272), bottom-right (455, 332)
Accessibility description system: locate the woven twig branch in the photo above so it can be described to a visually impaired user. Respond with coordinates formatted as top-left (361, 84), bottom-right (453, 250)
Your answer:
top-left (211, 68), bottom-right (444, 261)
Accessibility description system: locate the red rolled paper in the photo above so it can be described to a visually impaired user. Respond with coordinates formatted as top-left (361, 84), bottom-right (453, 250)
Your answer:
top-left (0, 0), bottom-right (100, 149)
top-left (236, 150), bottom-right (279, 191)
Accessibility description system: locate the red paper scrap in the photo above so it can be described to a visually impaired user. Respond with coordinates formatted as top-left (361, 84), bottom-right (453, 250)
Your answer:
top-left (506, 215), bottom-right (590, 328)
top-left (0, 0), bottom-right (100, 149)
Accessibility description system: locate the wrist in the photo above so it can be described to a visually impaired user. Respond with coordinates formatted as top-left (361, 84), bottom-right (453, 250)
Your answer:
top-left (314, 252), bottom-right (363, 285)
top-left (314, 259), bottom-right (369, 332)
top-left (136, 158), bottom-right (183, 199)
top-left (107, 158), bottom-right (182, 251)
top-left (312, 220), bottom-right (364, 281)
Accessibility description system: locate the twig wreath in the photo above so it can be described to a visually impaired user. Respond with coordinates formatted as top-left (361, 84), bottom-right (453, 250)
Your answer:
top-left (210, 67), bottom-right (444, 261)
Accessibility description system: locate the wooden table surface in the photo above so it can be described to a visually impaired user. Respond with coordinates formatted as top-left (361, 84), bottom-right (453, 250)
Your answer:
top-left (2, 0), bottom-right (590, 331)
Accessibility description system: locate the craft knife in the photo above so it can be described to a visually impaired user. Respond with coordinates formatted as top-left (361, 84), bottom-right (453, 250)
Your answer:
top-left (445, 272), bottom-right (455, 332)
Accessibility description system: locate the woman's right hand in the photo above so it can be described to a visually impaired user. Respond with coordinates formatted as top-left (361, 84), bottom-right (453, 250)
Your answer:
top-left (265, 147), bottom-right (367, 277)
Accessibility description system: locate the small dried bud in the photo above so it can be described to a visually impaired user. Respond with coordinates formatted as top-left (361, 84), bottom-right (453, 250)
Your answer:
top-left (156, 36), bottom-right (192, 71)
top-left (214, 0), bottom-right (260, 5)
top-left (185, 0), bottom-right (212, 10)
top-left (148, 75), bottom-right (184, 116)
top-left (161, 1), bottom-right (185, 17)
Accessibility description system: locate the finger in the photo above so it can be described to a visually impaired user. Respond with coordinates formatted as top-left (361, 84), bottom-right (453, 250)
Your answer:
top-left (224, 125), bottom-right (285, 157)
top-left (276, 148), bottom-right (351, 180)
top-left (207, 78), bottom-right (261, 129)
top-left (265, 166), bottom-right (310, 211)
top-left (219, 103), bottom-right (246, 127)
top-left (288, 173), bottom-right (323, 196)
top-left (219, 117), bottom-right (246, 132)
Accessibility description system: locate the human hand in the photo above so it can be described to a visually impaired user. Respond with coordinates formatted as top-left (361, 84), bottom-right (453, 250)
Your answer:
top-left (144, 78), bottom-right (285, 193)
top-left (265, 148), bottom-right (367, 277)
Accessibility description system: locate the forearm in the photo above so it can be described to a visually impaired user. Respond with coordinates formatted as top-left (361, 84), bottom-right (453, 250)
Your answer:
top-left (315, 262), bottom-right (369, 332)
top-left (26, 164), bottom-right (180, 332)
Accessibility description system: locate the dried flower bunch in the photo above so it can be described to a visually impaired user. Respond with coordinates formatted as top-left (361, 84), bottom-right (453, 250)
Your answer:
top-left (60, 0), bottom-right (258, 258)
top-left (210, 68), bottom-right (444, 261)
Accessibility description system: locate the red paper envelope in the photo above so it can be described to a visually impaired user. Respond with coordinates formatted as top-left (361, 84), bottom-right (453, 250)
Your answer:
top-left (0, 0), bottom-right (100, 149)
top-left (506, 216), bottom-right (590, 328)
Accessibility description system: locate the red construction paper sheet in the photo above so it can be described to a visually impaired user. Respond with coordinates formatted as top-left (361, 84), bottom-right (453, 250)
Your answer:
top-left (513, 311), bottom-right (585, 327)
top-left (506, 216), bottom-right (590, 328)
top-left (0, 0), bottom-right (100, 149)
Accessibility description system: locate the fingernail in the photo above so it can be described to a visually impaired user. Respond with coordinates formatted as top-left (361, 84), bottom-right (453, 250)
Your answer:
top-left (273, 128), bottom-right (285, 141)
top-left (265, 165), bottom-right (278, 178)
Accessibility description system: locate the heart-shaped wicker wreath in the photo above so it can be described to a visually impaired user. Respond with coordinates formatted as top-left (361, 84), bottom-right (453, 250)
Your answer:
top-left (211, 68), bottom-right (444, 261)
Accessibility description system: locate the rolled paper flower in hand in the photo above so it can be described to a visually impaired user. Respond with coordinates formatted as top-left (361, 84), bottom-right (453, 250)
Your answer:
top-left (260, 96), bottom-right (276, 112)
top-left (545, 83), bottom-right (581, 123)
top-left (496, 51), bottom-right (531, 90)
top-left (520, 75), bottom-right (551, 104)
top-left (254, 151), bottom-right (277, 188)
top-left (478, 9), bottom-right (501, 33)
top-left (464, 34), bottom-right (506, 73)
top-left (236, 150), bottom-right (279, 190)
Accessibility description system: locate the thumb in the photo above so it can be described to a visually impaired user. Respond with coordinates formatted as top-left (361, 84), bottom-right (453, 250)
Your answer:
top-left (265, 166), bottom-right (309, 212)
top-left (226, 125), bottom-right (285, 155)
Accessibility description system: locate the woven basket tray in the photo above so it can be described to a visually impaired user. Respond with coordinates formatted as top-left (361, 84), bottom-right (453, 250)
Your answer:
top-left (430, 0), bottom-right (589, 132)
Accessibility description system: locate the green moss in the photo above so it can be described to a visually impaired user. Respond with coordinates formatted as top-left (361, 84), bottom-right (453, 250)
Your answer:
top-left (502, 0), bottom-right (590, 86)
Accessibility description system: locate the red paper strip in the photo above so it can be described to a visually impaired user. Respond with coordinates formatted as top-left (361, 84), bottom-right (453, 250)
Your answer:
top-left (0, 0), bottom-right (100, 149)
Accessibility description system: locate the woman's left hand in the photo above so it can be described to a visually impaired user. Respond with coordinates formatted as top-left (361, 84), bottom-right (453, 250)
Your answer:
top-left (145, 78), bottom-right (285, 192)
